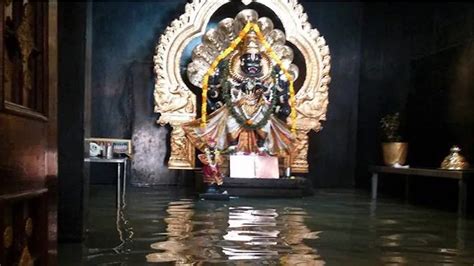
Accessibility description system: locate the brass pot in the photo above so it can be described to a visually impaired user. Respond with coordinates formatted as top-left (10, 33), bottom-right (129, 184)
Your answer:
top-left (382, 142), bottom-right (408, 166)
top-left (440, 145), bottom-right (470, 170)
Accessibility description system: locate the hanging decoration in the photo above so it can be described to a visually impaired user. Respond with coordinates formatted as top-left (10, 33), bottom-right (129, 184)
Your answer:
top-left (200, 22), bottom-right (297, 134)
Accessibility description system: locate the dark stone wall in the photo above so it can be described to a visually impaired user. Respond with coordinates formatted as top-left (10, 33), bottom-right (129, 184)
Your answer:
top-left (90, 1), bottom-right (363, 187)
top-left (302, 2), bottom-right (363, 187)
top-left (357, 3), bottom-right (474, 188)
top-left (58, 2), bottom-right (87, 241)
top-left (84, 2), bottom-right (474, 189)
top-left (90, 2), bottom-right (187, 185)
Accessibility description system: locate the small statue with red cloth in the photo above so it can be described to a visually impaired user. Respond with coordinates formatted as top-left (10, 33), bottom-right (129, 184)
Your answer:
top-left (198, 138), bottom-right (227, 196)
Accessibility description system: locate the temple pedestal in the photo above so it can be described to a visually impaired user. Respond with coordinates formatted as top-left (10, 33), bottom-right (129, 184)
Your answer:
top-left (195, 171), bottom-right (313, 198)
top-left (196, 155), bottom-right (313, 198)
top-left (222, 177), bottom-right (313, 198)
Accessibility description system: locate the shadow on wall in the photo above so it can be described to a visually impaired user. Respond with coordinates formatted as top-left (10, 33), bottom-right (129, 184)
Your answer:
top-left (407, 40), bottom-right (474, 168)
top-left (91, 2), bottom-right (188, 185)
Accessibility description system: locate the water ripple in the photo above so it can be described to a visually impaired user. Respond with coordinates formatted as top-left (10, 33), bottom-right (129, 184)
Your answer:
top-left (146, 201), bottom-right (322, 264)
top-left (80, 186), bottom-right (474, 265)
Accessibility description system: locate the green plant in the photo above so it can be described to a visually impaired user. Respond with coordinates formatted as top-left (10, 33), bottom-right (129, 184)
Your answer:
top-left (380, 112), bottom-right (402, 142)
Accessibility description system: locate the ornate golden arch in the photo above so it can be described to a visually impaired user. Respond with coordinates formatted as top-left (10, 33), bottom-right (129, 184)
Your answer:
top-left (154, 0), bottom-right (331, 172)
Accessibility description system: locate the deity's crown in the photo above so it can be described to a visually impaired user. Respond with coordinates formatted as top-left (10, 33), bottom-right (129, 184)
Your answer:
top-left (241, 30), bottom-right (260, 55)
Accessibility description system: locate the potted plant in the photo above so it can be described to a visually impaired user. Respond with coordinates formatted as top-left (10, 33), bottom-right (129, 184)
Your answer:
top-left (380, 112), bottom-right (408, 166)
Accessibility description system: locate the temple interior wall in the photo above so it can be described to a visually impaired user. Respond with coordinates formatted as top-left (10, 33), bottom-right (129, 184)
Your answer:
top-left (357, 3), bottom-right (474, 203)
top-left (82, 2), bottom-right (474, 189)
top-left (88, 1), bottom-right (364, 187)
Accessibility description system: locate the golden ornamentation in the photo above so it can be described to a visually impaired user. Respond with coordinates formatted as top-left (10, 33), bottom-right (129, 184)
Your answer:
top-left (4, 0), bottom-right (13, 19)
top-left (4, 55), bottom-right (14, 100)
top-left (154, 0), bottom-right (331, 172)
top-left (19, 245), bottom-right (33, 266)
top-left (382, 142), bottom-right (408, 166)
top-left (4, 0), bottom-right (16, 101)
top-left (17, 2), bottom-right (35, 92)
top-left (441, 146), bottom-right (470, 170)
top-left (25, 217), bottom-right (33, 237)
top-left (3, 226), bottom-right (13, 249)
top-left (291, 129), bottom-right (310, 173)
top-left (169, 121), bottom-right (195, 169)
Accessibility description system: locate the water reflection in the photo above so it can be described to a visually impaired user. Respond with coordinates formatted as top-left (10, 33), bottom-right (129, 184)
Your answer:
top-left (113, 191), bottom-right (134, 254)
top-left (86, 185), bottom-right (133, 262)
top-left (75, 187), bottom-right (474, 265)
top-left (146, 201), bottom-right (324, 264)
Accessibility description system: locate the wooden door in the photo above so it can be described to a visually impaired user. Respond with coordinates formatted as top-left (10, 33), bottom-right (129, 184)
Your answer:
top-left (0, 1), bottom-right (57, 265)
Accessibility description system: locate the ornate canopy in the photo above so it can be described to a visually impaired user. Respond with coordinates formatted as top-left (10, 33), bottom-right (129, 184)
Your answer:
top-left (154, 0), bottom-right (331, 172)
top-left (186, 9), bottom-right (299, 89)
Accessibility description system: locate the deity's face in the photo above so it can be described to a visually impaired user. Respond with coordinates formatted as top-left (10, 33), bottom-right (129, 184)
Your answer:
top-left (240, 53), bottom-right (262, 77)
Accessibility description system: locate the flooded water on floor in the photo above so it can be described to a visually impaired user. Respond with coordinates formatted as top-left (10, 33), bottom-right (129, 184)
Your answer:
top-left (63, 185), bottom-right (474, 265)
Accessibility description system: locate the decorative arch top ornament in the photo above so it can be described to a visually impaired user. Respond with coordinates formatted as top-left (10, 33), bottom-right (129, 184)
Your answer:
top-left (154, 0), bottom-right (331, 172)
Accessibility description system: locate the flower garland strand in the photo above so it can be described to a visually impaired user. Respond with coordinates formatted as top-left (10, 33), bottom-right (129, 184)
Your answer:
top-left (220, 61), bottom-right (279, 130)
top-left (252, 25), bottom-right (296, 134)
top-left (201, 22), bottom-right (296, 134)
top-left (205, 147), bottom-right (220, 168)
top-left (201, 22), bottom-right (253, 128)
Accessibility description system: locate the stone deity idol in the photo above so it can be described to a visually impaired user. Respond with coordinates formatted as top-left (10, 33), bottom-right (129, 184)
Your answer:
top-left (183, 28), bottom-right (295, 156)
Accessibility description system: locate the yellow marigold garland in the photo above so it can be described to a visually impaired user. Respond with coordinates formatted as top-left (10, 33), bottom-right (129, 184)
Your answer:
top-left (252, 24), bottom-right (297, 134)
top-left (201, 22), bottom-right (296, 135)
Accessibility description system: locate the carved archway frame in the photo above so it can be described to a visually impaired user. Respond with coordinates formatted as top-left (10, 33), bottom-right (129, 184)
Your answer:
top-left (154, 0), bottom-right (331, 172)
